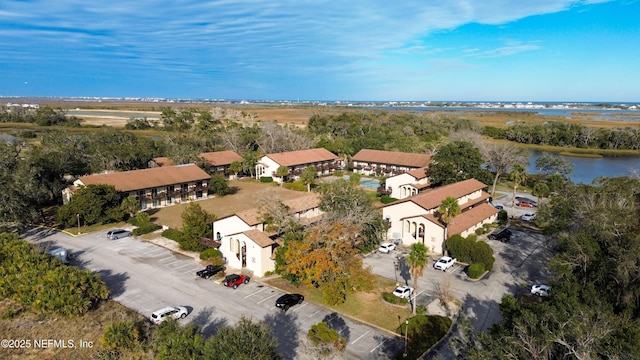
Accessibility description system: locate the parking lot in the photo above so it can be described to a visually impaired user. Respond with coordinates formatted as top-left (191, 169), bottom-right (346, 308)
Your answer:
top-left (23, 227), bottom-right (404, 360)
top-left (364, 222), bottom-right (553, 337)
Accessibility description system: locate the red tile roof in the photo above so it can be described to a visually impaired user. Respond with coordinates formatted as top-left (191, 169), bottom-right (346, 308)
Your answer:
top-left (406, 202), bottom-right (498, 237)
top-left (406, 166), bottom-right (429, 179)
top-left (234, 193), bottom-right (322, 226)
top-left (265, 148), bottom-right (339, 167)
top-left (241, 229), bottom-right (276, 248)
top-left (352, 149), bottom-right (431, 168)
top-left (77, 164), bottom-right (210, 192)
top-left (387, 178), bottom-right (488, 211)
top-left (199, 150), bottom-right (242, 166)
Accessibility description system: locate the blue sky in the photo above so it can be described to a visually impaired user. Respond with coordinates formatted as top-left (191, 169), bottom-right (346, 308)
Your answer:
top-left (1, 0), bottom-right (638, 101)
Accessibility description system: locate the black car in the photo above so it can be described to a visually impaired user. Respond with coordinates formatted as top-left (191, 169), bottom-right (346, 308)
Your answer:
top-left (275, 294), bottom-right (304, 311)
top-left (196, 265), bottom-right (225, 279)
top-left (488, 228), bottom-right (512, 242)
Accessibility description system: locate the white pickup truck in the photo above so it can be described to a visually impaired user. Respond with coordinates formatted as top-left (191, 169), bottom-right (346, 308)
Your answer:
top-left (47, 247), bottom-right (69, 264)
top-left (433, 256), bottom-right (456, 271)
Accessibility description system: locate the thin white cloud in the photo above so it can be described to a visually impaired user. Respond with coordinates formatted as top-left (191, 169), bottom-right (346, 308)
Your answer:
top-left (0, 0), bottom-right (623, 98)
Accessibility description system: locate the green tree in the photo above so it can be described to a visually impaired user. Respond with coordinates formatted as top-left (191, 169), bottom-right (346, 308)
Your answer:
top-left (180, 202), bottom-right (216, 251)
top-left (153, 319), bottom-right (205, 360)
top-left (209, 174), bottom-right (230, 196)
top-left (120, 195), bottom-right (139, 218)
top-left (532, 182), bottom-right (550, 207)
top-left (229, 160), bottom-right (243, 179)
top-left (429, 141), bottom-right (493, 186)
top-left (300, 166), bottom-right (317, 192)
top-left (57, 184), bottom-right (123, 227)
top-left (438, 196), bottom-right (461, 254)
top-left (406, 243), bottom-right (429, 315)
top-left (275, 165), bottom-right (289, 185)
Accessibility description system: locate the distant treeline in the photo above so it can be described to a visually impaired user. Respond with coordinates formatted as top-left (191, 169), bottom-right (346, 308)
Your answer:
top-left (483, 122), bottom-right (640, 150)
top-left (0, 105), bottom-right (81, 126)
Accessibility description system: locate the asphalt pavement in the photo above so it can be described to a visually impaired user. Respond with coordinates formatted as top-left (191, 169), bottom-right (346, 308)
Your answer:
top-left (22, 227), bottom-right (404, 360)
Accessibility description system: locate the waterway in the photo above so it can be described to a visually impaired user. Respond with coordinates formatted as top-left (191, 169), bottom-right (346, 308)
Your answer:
top-left (527, 150), bottom-right (640, 184)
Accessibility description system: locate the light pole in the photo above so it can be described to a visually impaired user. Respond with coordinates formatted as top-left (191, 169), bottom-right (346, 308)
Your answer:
top-left (393, 259), bottom-right (399, 285)
top-left (76, 214), bottom-right (80, 234)
top-left (403, 319), bottom-right (409, 358)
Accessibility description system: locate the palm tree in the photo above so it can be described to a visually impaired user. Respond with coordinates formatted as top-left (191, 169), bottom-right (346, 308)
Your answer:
top-left (532, 182), bottom-right (550, 207)
top-left (509, 164), bottom-right (527, 214)
top-left (406, 243), bottom-right (429, 315)
top-left (275, 165), bottom-right (289, 186)
top-left (438, 196), bottom-right (461, 255)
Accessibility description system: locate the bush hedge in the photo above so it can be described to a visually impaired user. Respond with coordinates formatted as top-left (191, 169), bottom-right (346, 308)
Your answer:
top-left (283, 182), bottom-right (307, 191)
top-left (382, 292), bottom-right (409, 304)
top-left (446, 234), bottom-right (495, 271)
top-left (467, 263), bottom-right (486, 279)
top-left (162, 228), bottom-right (183, 242)
top-left (380, 195), bottom-right (398, 204)
top-left (132, 222), bottom-right (161, 236)
top-left (259, 176), bottom-right (273, 183)
top-left (200, 248), bottom-right (224, 266)
top-left (397, 315), bottom-right (452, 359)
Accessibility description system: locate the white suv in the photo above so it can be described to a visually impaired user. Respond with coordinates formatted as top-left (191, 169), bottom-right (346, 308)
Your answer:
top-left (433, 256), bottom-right (456, 271)
top-left (378, 242), bottom-right (396, 253)
top-left (150, 306), bottom-right (188, 324)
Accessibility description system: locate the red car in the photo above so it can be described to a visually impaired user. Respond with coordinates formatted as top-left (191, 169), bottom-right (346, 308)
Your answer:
top-left (223, 274), bottom-right (250, 289)
top-left (517, 201), bottom-right (536, 208)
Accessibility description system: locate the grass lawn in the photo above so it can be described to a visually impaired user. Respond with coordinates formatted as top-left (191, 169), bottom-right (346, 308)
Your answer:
top-left (264, 276), bottom-right (413, 334)
top-left (147, 179), bottom-right (311, 229)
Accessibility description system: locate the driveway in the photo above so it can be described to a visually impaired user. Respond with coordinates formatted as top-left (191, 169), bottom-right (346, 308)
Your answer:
top-left (22, 227), bottom-right (404, 360)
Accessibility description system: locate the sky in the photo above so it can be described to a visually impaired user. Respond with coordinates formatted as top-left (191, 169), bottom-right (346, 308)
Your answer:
top-left (1, 0), bottom-right (639, 102)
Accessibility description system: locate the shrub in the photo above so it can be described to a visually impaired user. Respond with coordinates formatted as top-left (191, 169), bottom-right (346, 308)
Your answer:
top-left (380, 195), bottom-right (398, 204)
top-left (308, 322), bottom-right (347, 353)
top-left (446, 234), bottom-right (495, 271)
top-left (101, 320), bottom-right (139, 350)
top-left (383, 292), bottom-right (408, 304)
top-left (283, 182), bottom-right (307, 191)
top-left (259, 176), bottom-right (273, 183)
top-left (397, 315), bottom-right (452, 359)
top-left (473, 241), bottom-right (495, 271)
top-left (162, 228), bottom-right (183, 242)
top-left (200, 248), bottom-right (224, 265)
top-left (475, 227), bottom-right (485, 235)
top-left (132, 222), bottom-right (161, 236)
top-left (498, 209), bottom-right (508, 224)
top-left (467, 263), bottom-right (486, 279)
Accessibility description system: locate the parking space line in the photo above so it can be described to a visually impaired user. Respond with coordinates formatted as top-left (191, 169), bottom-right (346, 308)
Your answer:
top-left (351, 330), bottom-right (370, 344)
top-left (148, 252), bottom-right (169, 258)
top-left (165, 259), bottom-right (182, 266)
top-left (257, 293), bottom-right (279, 304)
top-left (184, 267), bottom-right (201, 274)
top-left (370, 338), bottom-right (388, 353)
top-left (308, 309), bottom-right (323, 318)
top-left (244, 287), bottom-right (268, 299)
top-left (290, 302), bottom-right (309, 312)
top-left (174, 263), bottom-right (192, 270)
top-left (158, 256), bottom-right (174, 262)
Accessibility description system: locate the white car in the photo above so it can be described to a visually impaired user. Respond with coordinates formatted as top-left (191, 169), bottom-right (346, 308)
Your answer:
top-left (520, 212), bottom-right (536, 221)
top-left (531, 284), bottom-right (551, 296)
top-left (433, 256), bottom-right (456, 271)
top-left (378, 242), bottom-right (396, 253)
top-left (150, 306), bottom-right (188, 324)
top-left (392, 285), bottom-right (414, 299)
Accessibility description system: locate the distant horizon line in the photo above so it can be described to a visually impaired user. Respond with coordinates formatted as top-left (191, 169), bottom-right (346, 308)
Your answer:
top-left (1, 95), bottom-right (639, 106)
